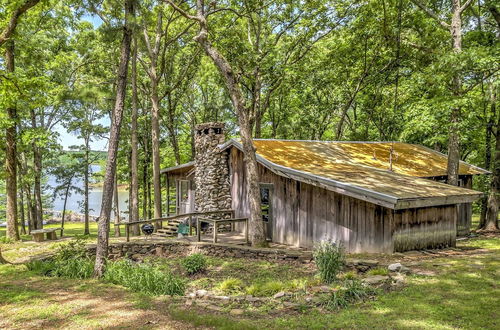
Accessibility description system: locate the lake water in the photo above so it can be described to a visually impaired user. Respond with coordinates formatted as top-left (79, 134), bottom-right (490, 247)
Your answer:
top-left (47, 165), bottom-right (129, 218)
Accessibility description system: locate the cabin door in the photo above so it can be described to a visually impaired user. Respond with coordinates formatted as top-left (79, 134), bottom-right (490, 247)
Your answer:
top-left (177, 180), bottom-right (190, 214)
top-left (260, 184), bottom-right (273, 240)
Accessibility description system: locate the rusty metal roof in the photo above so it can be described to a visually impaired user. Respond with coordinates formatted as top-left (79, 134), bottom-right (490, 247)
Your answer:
top-left (253, 140), bottom-right (488, 177)
top-left (163, 139), bottom-right (485, 209)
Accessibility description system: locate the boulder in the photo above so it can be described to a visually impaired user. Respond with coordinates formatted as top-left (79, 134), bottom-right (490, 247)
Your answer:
top-left (229, 309), bottom-right (244, 316)
top-left (273, 291), bottom-right (286, 299)
top-left (362, 275), bottom-right (389, 285)
top-left (388, 263), bottom-right (411, 274)
top-left (196, 289), bottom-right (209, 297)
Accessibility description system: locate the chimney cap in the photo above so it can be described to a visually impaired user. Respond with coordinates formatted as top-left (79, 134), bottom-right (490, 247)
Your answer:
top-left (195, 122), bottom-right (225, 131)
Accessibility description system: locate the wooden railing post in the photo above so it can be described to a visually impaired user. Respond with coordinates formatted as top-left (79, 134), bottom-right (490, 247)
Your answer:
top-left (126, 224), bottom-right (130, 242)
top-left (197, 218), bottom-right (201, 242)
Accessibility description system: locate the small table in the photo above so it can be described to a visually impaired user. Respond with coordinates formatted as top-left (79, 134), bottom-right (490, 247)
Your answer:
top-left (197, 217), bottom-right (249, 244)
top-left (31, 228), bottom-right (62, 242)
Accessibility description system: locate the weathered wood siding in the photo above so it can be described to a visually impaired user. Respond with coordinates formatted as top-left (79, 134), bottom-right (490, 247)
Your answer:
top-left (230, 148), bottom-right (393, 253)
top-left (230, 147), bottom-right (459, 253)
top-left (392, 205), bottom-right (457, 251)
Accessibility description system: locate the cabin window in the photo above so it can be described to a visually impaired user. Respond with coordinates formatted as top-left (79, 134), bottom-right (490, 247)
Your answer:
top-left (179, 180), bottom-right (189, 203)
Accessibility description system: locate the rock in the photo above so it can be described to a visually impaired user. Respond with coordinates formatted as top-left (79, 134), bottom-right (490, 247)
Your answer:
top-left (311, 285), bottom-right (331, 293)
top-left (388, 263), bottom-right (410, 273)
top-left (358, 259), bottom-right (379, 267)
top-left (196, 289), bottom-right (208, 297)
top-left (188, 292), bottom-right (196, 298)
top-left (392, 273), bottom-right (405, 287)
top-left (185, 300), bottom-right (193, 306)
top-left (230, 309), bottom-right (244, 316)
top-left (246, 296), bottom-right (260, 302)
top-left (205, 304), bottom-right (224, 312)
top-left (362, 275), bottom-right (389, 285)
top-left (212, 295), bottom-right (230, 301)
top-left (273, 291), bottom-right (286, 299)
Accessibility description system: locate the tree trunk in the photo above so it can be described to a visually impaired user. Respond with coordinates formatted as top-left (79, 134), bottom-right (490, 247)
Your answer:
top-left (18, 182), bottom-right (26, 235)
top-left (483, 91), bottom-right (499, 231)
top-left (446, 0), bottom-right (463, 186)
top-left (31, 110), bottom-right (43, 229)
top-left (61, 183), bottom-right (71, 237)
top-left (84, 142), bottom-right (90, 235)
top-left (480, 85), bottom-right (495, 228)
top-left (113, 173), bottom-right (121, 237)
top-left (5, 41), bottom-right (19, 241)
top-left (184, 6), bottom-right (266, 246)
top-left (94, 0), bottom-right (134, 278)
top-left (151, 86), bottom-right (162, 223)
top-left (130, 36), bottom-right (140, 235)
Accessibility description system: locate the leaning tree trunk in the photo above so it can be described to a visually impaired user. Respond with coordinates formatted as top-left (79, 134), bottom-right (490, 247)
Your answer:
top-left (61, 183), bottom-right (71, 237)
top-left (31, 111), bottom-right (44, 229)
top-left (84, 144), bottom-right (90, 235)
top-left (94, 0), bottom-right (134, 278)
top-left (113, 173), bottom-right (121, 237)
top-left (172, 2), bottom-right (267, 246)
top-left (5, 41), bottom-right (20, 241)
top-left (151, 85), bottom-right (162, 223)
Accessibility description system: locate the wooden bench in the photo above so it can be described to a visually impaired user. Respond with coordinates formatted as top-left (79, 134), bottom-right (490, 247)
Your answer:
top-left (31, 228), bottom-right (62, 242)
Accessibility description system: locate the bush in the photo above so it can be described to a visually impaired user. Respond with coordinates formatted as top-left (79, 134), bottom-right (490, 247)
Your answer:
top-left (245, 280), bottom-right (285, 297)
top-left (0, 236), bottom-right (14, 244)
top-left (181, 253), bottom-right (207, 275)
top-left (27, 238), bottom-right (94, 279)
top-left (313, 240), bottom-right (345, 284)
top-left (217, 278), bottom-right (244, 294)
top-left (104, 259), bottom-right (186, 296)
top-left (366, 267), bottom-right (389, 276)
top-left (320, 279), bottom-right (377, 310)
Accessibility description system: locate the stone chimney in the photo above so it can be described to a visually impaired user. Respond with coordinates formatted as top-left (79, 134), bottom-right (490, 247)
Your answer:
top-left (194, 122), bottom-right (232, 212)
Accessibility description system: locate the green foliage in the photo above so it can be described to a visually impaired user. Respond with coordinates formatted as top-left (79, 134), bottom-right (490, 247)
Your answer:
top-left (180, 253), bottom-right (207, 275)
top-left (313, 241), bottom-right (345, 284)
top-left (26, 238), bottom-right (94, 279)
top-left (245, 281), bottom-right (285, 297)
top-left (104, 259), bottom-right (185, 296)
top-left (319, 280), bottom-right (377, 311)
top-left (216, 278), bottom-right (244, 294)
top-left (366, 267), bottom-right (389, 276)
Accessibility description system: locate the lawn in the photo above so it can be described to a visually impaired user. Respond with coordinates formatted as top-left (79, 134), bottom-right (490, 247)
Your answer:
top-left (0, 224), bottom-right (498, 329)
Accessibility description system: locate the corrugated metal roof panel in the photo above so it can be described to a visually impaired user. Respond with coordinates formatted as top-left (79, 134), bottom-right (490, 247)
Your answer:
top-left (253, 140), bottom-right (488, 177)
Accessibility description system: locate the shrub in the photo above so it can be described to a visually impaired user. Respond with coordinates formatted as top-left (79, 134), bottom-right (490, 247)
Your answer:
top-left (0, 237), bottom-right (14, 244)
top-left (245, 281), bottom-right (285, 297)
top-left (27, 238), bottom-right (94, 279)
top-left (313, 240), bottom-right (345, 284)
top-left (366, 267), bottom-right (389, 276)
top-left (104, 259), bottom-right (186, 296)
top-left (181, 253), bottom-right (207, 275)
top-left (320, 279), bottom-right (377, 310)
top-left (339, 270), bottom-right (358, 280)
top-left (217, 278), bottom-right (244, 294)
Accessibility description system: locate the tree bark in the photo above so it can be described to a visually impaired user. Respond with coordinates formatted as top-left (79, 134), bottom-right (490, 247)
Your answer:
top-left (483, 91), bottom-right (499, 231)
top-left (30, 109), bottom-right (43, 229)
top-left (94, 0), bottom-right (134, 278)
top-left (446, 0), bottom-right (463, 186)
top-left (84, 140), bottom-right (90, 235)
top-left (61, 182), bottom-right (71, 237)
top-left (130, 36), bottom-right (140, 234)
top-left (113, 173), bottom-right (121, 237)
top-left (5, 40), bottom-right (20, 241)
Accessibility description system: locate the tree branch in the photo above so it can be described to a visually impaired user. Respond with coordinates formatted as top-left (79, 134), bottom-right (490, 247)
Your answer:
top-left (460, 0), bottom-right (475, 14)
top-left (0, 0), bottom-right (41, 47)
top-left (410, 0), bottom-right (450, 29)
top-left (163, 0), bottom-right (201, 22)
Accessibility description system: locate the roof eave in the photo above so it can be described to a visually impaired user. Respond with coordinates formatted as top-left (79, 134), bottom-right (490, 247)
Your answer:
top-left (160, 161), bottom-right (195, 174)
top-left (394, 193), bottom-right (483, 210)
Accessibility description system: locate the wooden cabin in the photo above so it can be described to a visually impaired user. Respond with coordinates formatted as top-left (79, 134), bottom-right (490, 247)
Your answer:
top-left (161, 123), bottom-right (487, 253)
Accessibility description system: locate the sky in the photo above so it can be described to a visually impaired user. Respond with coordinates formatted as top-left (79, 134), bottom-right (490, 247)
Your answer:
top-left (56, 13), bottom-right (106, 151)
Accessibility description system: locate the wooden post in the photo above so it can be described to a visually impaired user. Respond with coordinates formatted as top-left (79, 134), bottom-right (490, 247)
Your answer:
top-left (126, 224), bottom-right (130, 242)
top-left (188, 215), bottom-right (192, 236)
top-left (197, 218), bottom-right (201, 242)
top-left (213, 221), bottom-right (217, 243)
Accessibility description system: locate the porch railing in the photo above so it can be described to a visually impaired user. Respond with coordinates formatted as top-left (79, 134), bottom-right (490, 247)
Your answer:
top-left (119, 209), bottom-right (235, 242)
